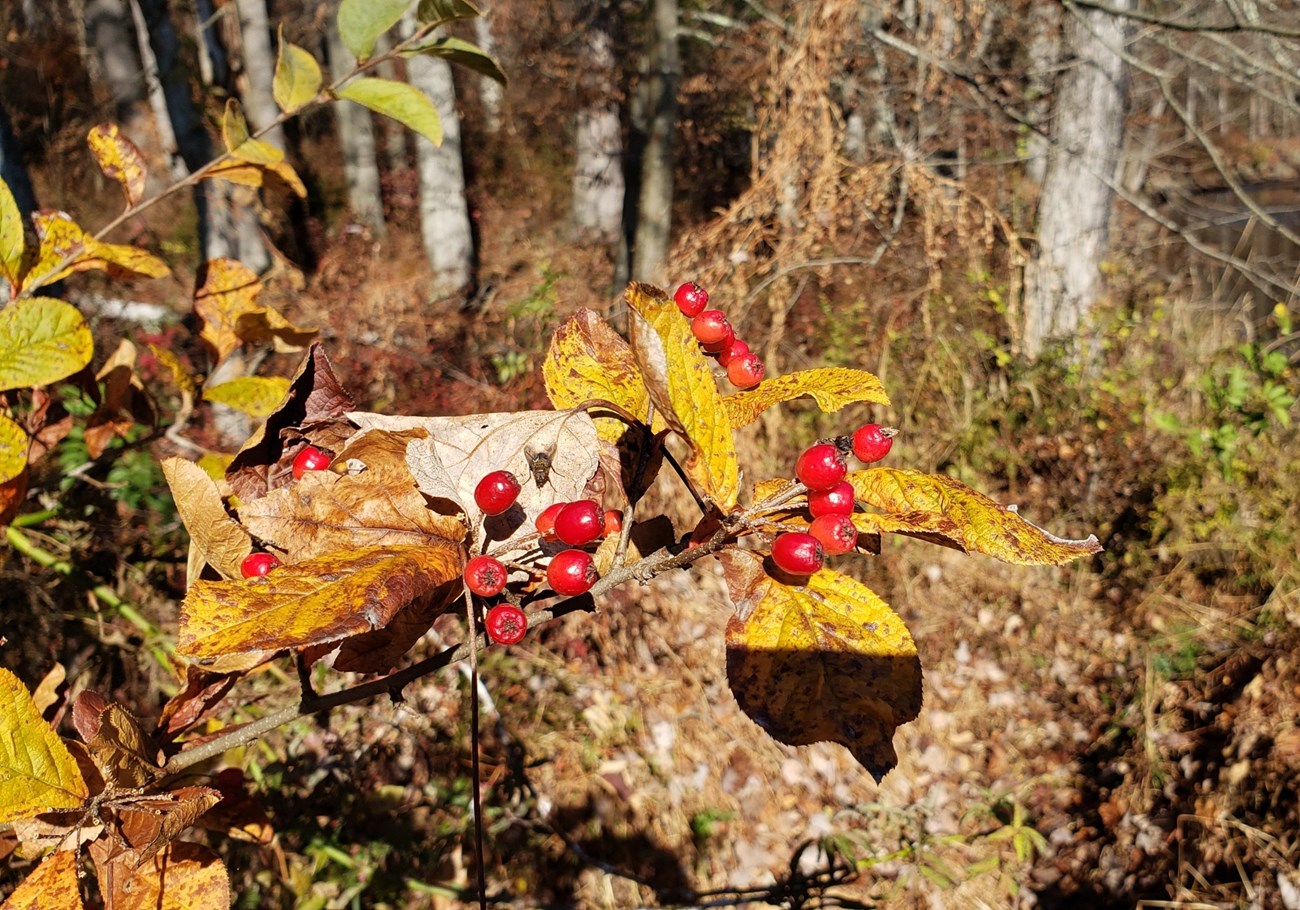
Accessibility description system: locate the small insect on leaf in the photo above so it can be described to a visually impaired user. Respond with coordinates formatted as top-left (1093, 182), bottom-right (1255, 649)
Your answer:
top-left (525, 443), bottom-right (555, 488)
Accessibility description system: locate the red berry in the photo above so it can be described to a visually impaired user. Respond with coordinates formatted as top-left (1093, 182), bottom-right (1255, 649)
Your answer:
top-left (291, 445), bottom-right (331, 480)
top-left (808, 481), bottom-right (856, 517)
top-left (808, 514), bottom-right (858, 555)
top-left (547, 549), bottom-right (598, 596)
top-left (716, 338), bottom-right (751, 367)
top-left (240, 552), bottom-right (281, 578)
top-left (674, 281), bottom-right (710, 317)
top-left (554, 499), bottom-right (603, 546)
top-left (852, 424), bottom-right (895, 464)
top-left (771, 532), bottom-right (825, 575)
top-left (726, 353), bottom-right (765, 389)
top-left (485, 603), bottom-right (528, 645)
top-left (691, 310), bottom-right (732, 346)
top-left (700, 326), bottom-right (736, 354)
top-left (464, 555), bottom-right (508, 597)
top-left (536, 502), bottom-right (566, 540)
top-left (795, 442), bottom-right (847, 491)
top-left (474, 470), bottom-right (521, 515)
top-left (602, 509), bottom-right (624, 537)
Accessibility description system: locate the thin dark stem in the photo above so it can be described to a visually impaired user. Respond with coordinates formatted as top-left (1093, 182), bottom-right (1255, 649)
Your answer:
top-left (465, 593), bottom-right (488, 910)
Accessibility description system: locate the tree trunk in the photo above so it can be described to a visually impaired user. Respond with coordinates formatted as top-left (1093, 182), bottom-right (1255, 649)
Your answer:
top-left (473, 7), bottom-right (503, 134)
top-left (85, 0), bottom-right (148, 124)
top-left (327, 0), bottom-right (386, 237)
top-left (630, 0), bottom-right (679, 283)
top-left (1024, 1), bottom-right (1061, 185)
top-left (1023, 0), bottom-right (1132, 358)
top-left (405, 17), bottom-right (474, 297)
top-left (572, 13), bottom-right (623, 244)
top-left (234, 0), bottom-right (285, 149)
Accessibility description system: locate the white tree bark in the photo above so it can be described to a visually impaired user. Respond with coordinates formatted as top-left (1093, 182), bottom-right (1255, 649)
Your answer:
top-left (1024, 0), bottom-right (1133, 358)
top-left (473, 9), bottom-right (504, 134)
top-left (234, 0), bottom-right (284, 149)
top-left (328, 0), bottom-right (386, 237)
top-left (1024, 1), bottom-right (1061, 185)
top-left (572, 21), bottom-right (623, 243)
top-left (630, 0), bottom-right (679, 283)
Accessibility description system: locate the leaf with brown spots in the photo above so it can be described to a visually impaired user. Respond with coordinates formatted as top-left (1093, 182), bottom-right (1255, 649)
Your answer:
top-left (543, 308), bottom-right (651, 442)
top-left (90, 840), bottom-right (229, 910)
top-left (1, 849), bottom-right (83, 910)
top-left (0, 668), bottom-right (89, 824)
top-left (721, 367), bottom-right (890, 428)
top-left (87, 122), bottom-right (148, 207)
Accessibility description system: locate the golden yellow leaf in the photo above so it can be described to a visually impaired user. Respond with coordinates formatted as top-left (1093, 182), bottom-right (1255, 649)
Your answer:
top-left (161, 457), bottom-right (252, 580)
top-left (147, 344), bottom-right (198, 397)
top-left (0, 668), bottom-right (89, 824)
top-left (202, 375), bottom-right (292, 418)
top-left (543, 308), bottom-right (651, 442)
top-left (193, 258), bottom-right (263, 362)
top-left (0, 412), bottom-right (28, 484)
top-left (177, 544), bottom-right (463, 661)
top-left (214, 100), bottom-right (306, 196)
top-left (86, 122), bottom-right (148, 207)
top-left (1, 176), bottom-right (26, 294)
top-left (0, 297), bottom-right (94, 392)
top-left (853, 509), bottom-right (965, 552)
top-left (625, 282), bottom-right (740, 510)
top-left (22, 212), bottom-right (167, 291)
top-left (721, 550), bottom-right (921, 781)
top-left (849, 468), bottom-right (1102, 565)
top-left (0, 849), bottom-right (84, 910)
top-left (722, 367), bottom-right (890, 428)
top-left (197, 453), bottom-right (233, 482)
top-left (91, 840), bottom-right (229, 910)
top-left (234, 303), bottom-right (316, 353)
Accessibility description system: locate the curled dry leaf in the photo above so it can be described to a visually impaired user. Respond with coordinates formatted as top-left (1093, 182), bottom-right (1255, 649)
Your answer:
top-left (116, 786), bottom-right (222, 867)
top-left (156, 667), bottom-right (239, 738)
top-left (86, 704), bottom-right (158, 789)
top-left (0, 668), bottom-right (89, 824)
top-left (161, 457), bottom-right (253, 581)
top-left (332, 581), bottom-right (462, 673)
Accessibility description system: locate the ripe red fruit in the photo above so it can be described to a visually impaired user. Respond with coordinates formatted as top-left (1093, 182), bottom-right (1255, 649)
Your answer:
top-left (700, 327), bottom-right (736, 354)
top-left (240, 552), bottom-right (281, 578)
top-left (771, 532), bottom-right (825, 575)
top-left (674, 281), bottom-right (710, 317)
top-left (474, 470), bottom-right (521, 515)
top-left (716, 338), bottom-right (751, 368)
top-left (464, 555), bottom-right (508, 597)
top-left (808, 514), bottom-right (859, 555)
top-left (536, 502), bottom-right (566, 540)
top-left (726, 353), bottom-right (765, 389)
top-left (691, 310), bottom-right (732, 346)
top-left (547, 549), bottom-right (598, 596)
top-left (795, 442), bottom-right (848, 491)
top-left (554, 499), bottom-right (603, 546)
top-left (291, 445), bottom-right (331, 480)
top-left (852, 423), bottom-right (895, 464)
top-left (602, 509), bottom-right (624, 537)
top-left (808, 481), bottom-right (856, 517)
top-left (485, 603), bottom-right (528, 645)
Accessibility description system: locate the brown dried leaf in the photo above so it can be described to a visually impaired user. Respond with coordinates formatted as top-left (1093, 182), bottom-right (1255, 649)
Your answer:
top-left (91, 840), bottom-right (230, 910)
top-left (86, 704), bottom-right (158, 789)
top-left (161, 457), bottom-right (253, 580)
top-left (0, 849), bottom-right (83, 910)
top-left (71, 691), bottom-right (107, 743)
top-left (116, 786), bottom-right (221, 866)
top-left (156, 667), bottom-right (239, 738)
top-left (332, 581), bottom-right (461, 673)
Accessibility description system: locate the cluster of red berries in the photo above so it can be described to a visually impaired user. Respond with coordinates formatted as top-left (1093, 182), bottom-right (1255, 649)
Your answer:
top-left (769, 423), bottom-right (897, 576)
top-left (673, 282), bottom-right (765, 390)
top-left (239, 445), bottom-right (336, 578)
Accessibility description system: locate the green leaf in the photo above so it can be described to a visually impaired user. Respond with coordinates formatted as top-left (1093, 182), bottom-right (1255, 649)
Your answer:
top-left (0, 177), bottom-right (24, 296)
top-left (416, 0), bottom-right (481, 26)
top-left (338, 0), bottom-right (411, 61)
top-left (273, 28), bottom-right (323, 113)
top-left (401, 35), bottom-right (506, 85)
top-left (336, 77), bottom-right (443, 146)
top-left (0, 297), bottom-right (94, 392)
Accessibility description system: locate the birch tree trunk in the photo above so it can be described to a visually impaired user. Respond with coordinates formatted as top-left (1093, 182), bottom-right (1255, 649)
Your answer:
top-left (234, 0), bottom-right (284, 149)
top-left (327, 0), bottom-right (386, 237)
top-left (472, 4), bottom-right (503, 135)
top-left (1023, 0), bottom-right (1133, 358)
top-left (85, 0), bottom-right (147, 124)
top-left (572, 14), bottom-right (623, 244)
top-left (630, 0), bottom-right (679, 282)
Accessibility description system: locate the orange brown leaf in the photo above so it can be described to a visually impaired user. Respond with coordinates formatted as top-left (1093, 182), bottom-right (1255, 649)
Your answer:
top-left (722, 367), bottom-right (890, 428)
top-left (91, 840), bottom-right (229, 910)
top-left (0, 849), bottom-right (83, 910)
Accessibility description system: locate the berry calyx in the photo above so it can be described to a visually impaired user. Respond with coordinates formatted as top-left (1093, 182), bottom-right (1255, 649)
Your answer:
top-left (691, 310), bottom-right (732, 346)
top-left (464, 555), bottom-right (508, 597)
top-left (808, 481), bottom-right (856, 517)
top-left (726, 353), bottom-right (765, 389)
top-left (808, 514), bottom-right (859, 555)
top-left (291, 445), bottom-right (331, 480)
top-left (536, 502), bottom-right (566, 541)
top-left (474, 470), bottom-right (521, 515)
top-left (851, 423), bottom-right (896, 464)
top-left (554, 499), bottom-right (603, 546)
top-left (795, 442), bottom-right (848, 491)
top-left (547, 549), bottom-right (598, 596)
top-left (485, 603), bottom-right (528, 645)
top-left (716, 338), bottom-right (751, 368)
top-left (602, 509), bottom-right (624, 537)
top-left (674, 281), bottom-right (709, 317)
top-left (240, 552), bottom-right (281, 578)
top-left (771, 532), bottom-right (825, 575)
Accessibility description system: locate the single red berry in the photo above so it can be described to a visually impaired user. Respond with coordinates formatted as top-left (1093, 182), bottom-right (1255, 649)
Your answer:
top-left (536, 502), bottom-right (566, 540)
top-left (474, 470), bottom-right (521, 515)
top-left (716, 338), bottom-right (751, 368)
top-left (691, 310), bottom-right (732, 346)
top-left (808, 514), bottom-right (859, 555)
top-left (674, 281), bottom-right (710, 317)
top-left (547, 548), bottom-right (598, 596)
top-left (554, 499), bottom-right (603, 546)
top-left (602, 509), bottom-right (624, 537)
top-left (701, 326), bottom-right (736, 354)
top-left (240, 552), bottom-right (281, 578)
top-left (291, 445), bottom-right (331, 480)
top-left (808, 481), bottom-right (856, 517)
top-left (795, 442), bottom-right (848, 491)
top-left (726, 353), bottom-right (765, 389)
top-left (464, 555), bottom-right (508, 597)
top-left (485, 603), bottom-right (528, 645)
top-left (852, 423), bottom-right (895, 464)
top-left (771, 532), bottom-right (825, 575)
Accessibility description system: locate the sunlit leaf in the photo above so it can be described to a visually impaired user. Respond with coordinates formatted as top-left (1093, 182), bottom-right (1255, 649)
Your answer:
top-left (0, 297), bottom-right (94, 392)
top-left (87, 122), bottom-right (148, 207)
top-left (116, 786), bottom-right (221, 866)
top-left (272, 28), bottom-right (323, 113)
top-left (0, 850), bottom-right (84, 910)
top-left (85, 703), bottom-right (158, 789)
top-left (853, 509), bottom-right (965, 551)
top-left (0, 178), bottom-right (24, 295)
top-left (849, 468), bottom-right (1102, 565)
top-left (721, 550), bottom-right (922, 781)
top-left (417, 0), bottom-right (481, 25)
top-left (0, 468), bottom-right (27, 525)
top-left (193, 258), bottom-right (261, 363)
top-left (0, 412), bottom-right (28, 484)
top-left (722, 367), bottom-right (890, 428)
top-left (333, 582), bottom-right (461, 672)
top-left (177, 544), bottom-right (463, 661)
top-left (91, 840), bottom-right (229, 910)
top-left (400, 35), bottom-right (506, 85)
top-left (213, 100), bottom-right (306, 196)
top-left (337, 0), bottom-right (410, 61)
top-left (337, 77), bottom-right (443, 146)
top-left (162, 457), bottom-right (253, 580)
top-left (626, 282), bottom-right (740, 509)
top-left (0, 668), bottom-right (89, 824)
top-left (24, 212), bottom-right (168, 290)
top-left (543, 308), bottom-right (651, 443)
top-left (202, 376), bottom-right (292, 418)
top-left (234, 305), bottom-right (316, 353)
top-left (157, 667), bottom-right (238, 737)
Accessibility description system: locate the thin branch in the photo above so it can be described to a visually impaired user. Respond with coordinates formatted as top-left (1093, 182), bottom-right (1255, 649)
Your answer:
top-left (1065, 0), bottom-right (1300, 38)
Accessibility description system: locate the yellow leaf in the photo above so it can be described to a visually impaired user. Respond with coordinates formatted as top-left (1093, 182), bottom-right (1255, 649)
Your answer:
top-left (220, 98), bottom-right (253, 153)
top-left (22, 212), bottom-right (167, 291)
top-left (0, 297), bottom-right (94, 392)
top-left (625, 282), bottom-right (740, 510)
top-left (849, 468), bottom-right (1102, 565)
top-left (0, 177), bottom-right (25, 294)
top-left (93, 239), bottom-right (171, 280)
top-left (203, 159), bottom-right (307, 198)
top-left (202, 375), bottom-right (292, 418)
top-left (273, 29), bottom-right (323, 113)
top-left (92, 840), bottom-right (229, 910)
top-left (86, 122), bottom-right (148, 207)
top-left (0, 412), bottom-right (28, 484)
top-left (234, 303), bottom-right (316, 353)
top-left (147, 343), bottom-right (198, 397)
top-left (854, 509), bottom-right (965, 551)
top-left (722, 367), bottom-right (890, 428)
top-left (177, 544), bottom-right (463, 661)
top-left (161, 457), bottom-right (253, 580)
top-left (721, 550), bottom-right (921, 781)
top-left (213, 100), bottom-right (306, 196)
top-left (0, 849), bottom-right (84, 910)
top-left (197, 452), bottom-right (233, 481)
top-left (543, 308), bottom-right (651, 443)
top-left (0, 667), bottom-right (89, 824)
top-left (193, 258), bottom-right (263, 363)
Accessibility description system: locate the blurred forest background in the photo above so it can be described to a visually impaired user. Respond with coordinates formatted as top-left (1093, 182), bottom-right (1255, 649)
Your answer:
top-left (2, 0), bottom-right (1299, 906)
